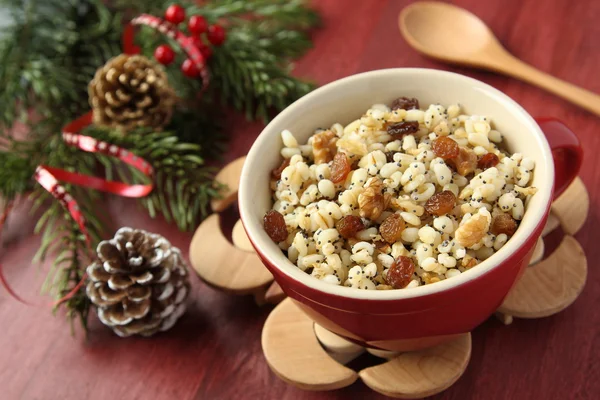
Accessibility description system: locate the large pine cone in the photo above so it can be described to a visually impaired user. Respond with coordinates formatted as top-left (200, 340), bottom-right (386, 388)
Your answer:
top-left (89, 54), bottom-right (175, 131)
top-left (86, 227), bottom-right (190, 337)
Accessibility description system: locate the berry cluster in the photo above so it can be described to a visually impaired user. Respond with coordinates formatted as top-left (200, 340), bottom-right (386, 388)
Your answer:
top-left (153, 4), bottom-right (226, 78)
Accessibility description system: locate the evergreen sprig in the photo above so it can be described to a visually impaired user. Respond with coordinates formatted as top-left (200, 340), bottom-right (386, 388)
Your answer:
top-left (0, 0), bottom-right (122, 130)
top-left (84, 125), bottom-right (224, 231)
top-left (0, 0), bottom-right (319, 330)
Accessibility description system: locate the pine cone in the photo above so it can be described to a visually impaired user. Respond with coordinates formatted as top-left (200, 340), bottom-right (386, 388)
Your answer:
top-left (86, 227), bottom-right (190, 337)
top-left (89, 54), bottom-right (175, 132)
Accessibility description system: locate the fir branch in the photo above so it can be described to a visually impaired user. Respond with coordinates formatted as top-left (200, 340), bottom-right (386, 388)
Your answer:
top-left (0, 150), bottom-right (35, 200)
top-left (31, 135), bottom-right (106, 330)
top-left (83, 125), bottom-right (223, 231)
top-left (0, 0), bottom-right (122, 130)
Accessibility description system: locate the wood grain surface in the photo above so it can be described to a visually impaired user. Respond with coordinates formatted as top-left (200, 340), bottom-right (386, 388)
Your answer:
top-left (1, 1), bottom-right (599, 399)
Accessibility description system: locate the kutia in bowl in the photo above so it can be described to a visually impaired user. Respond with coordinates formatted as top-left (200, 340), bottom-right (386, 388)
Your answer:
top-left (239, 68), bottom-right (582, 351)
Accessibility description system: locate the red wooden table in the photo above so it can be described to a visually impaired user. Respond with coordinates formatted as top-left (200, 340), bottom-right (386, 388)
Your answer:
top-left (1, 0), bottom-right (599, 399)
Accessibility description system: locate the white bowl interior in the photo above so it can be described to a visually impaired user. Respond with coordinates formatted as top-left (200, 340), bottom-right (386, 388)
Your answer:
top-left (239, 68), bottom-right (554, 300)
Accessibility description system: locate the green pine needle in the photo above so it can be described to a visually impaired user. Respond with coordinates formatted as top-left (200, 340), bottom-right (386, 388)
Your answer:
top-left (0, 0), bottom-right (319, 330)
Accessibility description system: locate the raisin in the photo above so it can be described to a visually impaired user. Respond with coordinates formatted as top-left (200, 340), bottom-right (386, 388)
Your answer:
top-left (330, 152), bottom-right (351, 184)
top-left (490, 213), bottom-right (518, 236)
top-left (380, 213), bottom-right (406, 244)
top-left (450, 147), bottom-right (478, 176)
top-left (385, 151), bottom-right (396, 163)
top-left (477, 153), bottom-right (500, 170)
top-left (336, 215), bottom-right (365, 239)
top-left (271, 158), bottom-right (290, 180)
top-left (390, 97), bottom-right (419, 111)
top-left (387, 121), bottom-right (419, 137)
top-left (424, 190), bottom-right (456, 216)
top-left (263, 210), bottom-right (288, 243)
top-left (386, 256), bottom-right (415, 289)
top-left (432, 137), bottom-right (460, 160)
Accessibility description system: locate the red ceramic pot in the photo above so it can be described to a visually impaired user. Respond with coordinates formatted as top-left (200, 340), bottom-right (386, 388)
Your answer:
top-left (239, 69), bottom-right (582, 351)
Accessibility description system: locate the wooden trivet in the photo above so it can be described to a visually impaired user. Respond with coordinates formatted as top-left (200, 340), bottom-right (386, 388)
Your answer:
top-left (191, 157), bottom-right (589, 397)
top-left (262, 298), bottom-right (471, 398)
top-left (189, 156), bottom-right (282, 302)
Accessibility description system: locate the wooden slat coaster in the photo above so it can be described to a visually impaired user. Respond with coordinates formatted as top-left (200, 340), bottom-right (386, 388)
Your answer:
top-left (550, 177), bottom-right (588, 235)
top-left (262, 298), bottom-right (358, 390)
top-left (314, 323), bottom-right (365, 365)
top-left (189, 214), bottom-right (273, 294)
top-left (497, 236), bottom-right (587, 319)
top-left (264, 282), bottom-right (286, 305)
top-left (497, 176), bottom-right (588, 322)
top-left (262, 298), bottom-right (471, 398)
top-left (232, 219), bottom-right (254, 253)
top-left (211, 156), bottom-right (246, 213)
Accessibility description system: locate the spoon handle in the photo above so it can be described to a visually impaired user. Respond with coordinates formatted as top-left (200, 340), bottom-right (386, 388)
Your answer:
top-left (495, 54), bottom-right (600, 117)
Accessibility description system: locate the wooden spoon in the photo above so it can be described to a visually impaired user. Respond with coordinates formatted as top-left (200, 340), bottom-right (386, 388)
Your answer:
top-left (399, 1), bottom-right (600, 116)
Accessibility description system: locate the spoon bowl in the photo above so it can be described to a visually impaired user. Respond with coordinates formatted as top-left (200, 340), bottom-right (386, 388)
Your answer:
top-left (399, 1), bottom-right (600, 116)
top-left (400, 2), bottom-right (500, 66)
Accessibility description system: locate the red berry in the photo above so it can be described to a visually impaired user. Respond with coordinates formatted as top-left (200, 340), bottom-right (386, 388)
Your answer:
top-left (207, 24), bottom-right (226, 46)
top-left (201, 45), bottom-right (212, 59)
top-left (181, 58), bottom-right (200, 78)
top-left (190, 37), bottom-right (212, 59)
top-left (165, 4), bottom-right (186, 24)
top-left (154, 44), bottom-right (175, 65)
top-left (188, 15), bottom-right (208, 35)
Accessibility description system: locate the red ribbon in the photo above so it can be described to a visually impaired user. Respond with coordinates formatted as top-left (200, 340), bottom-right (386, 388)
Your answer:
top-left (125, 14), bottom-right (210, 90)
top-left (0, 111), bottom-right (154, 306)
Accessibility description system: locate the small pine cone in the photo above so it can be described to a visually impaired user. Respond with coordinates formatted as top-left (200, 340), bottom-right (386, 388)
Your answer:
top-left (86, 227), bottom-right (190, 337)
top-left (89, 54), bottom-right (176, 132)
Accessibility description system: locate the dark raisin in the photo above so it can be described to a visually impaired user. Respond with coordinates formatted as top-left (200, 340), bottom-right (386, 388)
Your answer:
top-left (390, 97), bottom-right (419, 111)
top-left (478, 153), bottom-right (500, 170)
top-left (387, 121), bottom-right (419, 137)
top-left (490, 213), bottom-right (518, 236)
top-left (424, 190), bottom-right (456, 216)
top-left (336, 215), bottom-right (365, 239)
top-left (271, 158), bottom-right (290, 180)
top-left (263, 210), bottom-right (288, 242)
top-left (386, 256), bottom-right (415, 289)
top-left (385, 151), bottom-right (396, 163)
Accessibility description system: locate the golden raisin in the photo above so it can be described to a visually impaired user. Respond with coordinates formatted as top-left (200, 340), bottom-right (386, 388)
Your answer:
top-left (424, 191), bottom-right (456, 216)
top-left (491, 213), bottom-right (518, 236)
top-left (336, 215), bottom-right (365, 239)
top-left (478, 153), bottom-right (500, 170)
top-left (386, 256), bottom-right (415, 289)
top-left (358, 178), bottom-right (385, 220)
top-left (432, 137), bottom-right (459, 160)
top-left (330, 152), bottom-right (351, 184)
top-left (390, 97), bottom-right (419, 110)
top-left (387, 121), bottom-right (419, 137)
top-left (263, 210), bottom-right (288, 242)
top-left (271, 158), bottom-right (290, 180)
top-left (379, 213), bottom-right (406, 244)
top-left (312, 130), bottom-right (338, 164)
top-left (452, 147), bottom-right (478, 176)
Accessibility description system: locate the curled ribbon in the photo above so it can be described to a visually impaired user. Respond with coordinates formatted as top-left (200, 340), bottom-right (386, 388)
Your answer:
top-left (124, 14), bottom-right (210, 90)
top-left (0, 111), bottom-right (154, 306)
